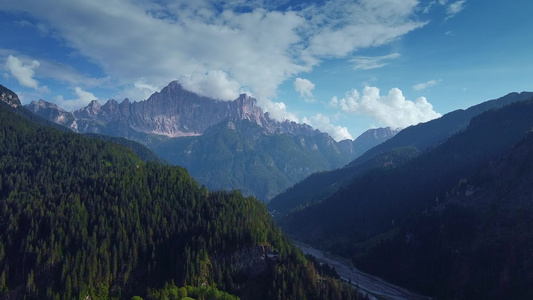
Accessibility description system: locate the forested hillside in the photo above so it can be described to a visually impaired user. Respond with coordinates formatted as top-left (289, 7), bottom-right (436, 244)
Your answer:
top-left (356, 131), bottom-right (533, 299)
top-left (0, 96), bottom-right (360, 299)
top-left (269, 92), bottom-right (533, 214)
top-left (278, 98), bottom-right (533, 299)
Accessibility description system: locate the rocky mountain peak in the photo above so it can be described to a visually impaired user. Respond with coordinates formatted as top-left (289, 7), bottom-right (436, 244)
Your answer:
top-left (27, 99), bottom-right (60, 111)
top-left (24, 98), bottom-right (78, 131)
top-left (80, 100), bottom-right (101, 116)
top-left (356, 127), bottom-right (399, 141)
top-left (0, 84), bottom-right (22, 108)
top-left (23, 81), bottom-right (324, 141)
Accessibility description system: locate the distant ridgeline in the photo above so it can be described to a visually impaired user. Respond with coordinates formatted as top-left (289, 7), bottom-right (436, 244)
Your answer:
top-left (25, 81), bottom-right (397, 201)
top-left (0, 85), bottom-right (361, 299)
top-left (274, 93), bottom-right (533, 299)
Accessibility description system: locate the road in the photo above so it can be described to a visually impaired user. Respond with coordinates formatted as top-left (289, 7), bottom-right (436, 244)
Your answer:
top-left (295, 241), bottom-right (432, 300)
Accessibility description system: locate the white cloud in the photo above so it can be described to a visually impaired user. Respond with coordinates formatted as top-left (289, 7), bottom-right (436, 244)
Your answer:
top-left (180, 70), bottom-right (242, 101)
top-left (294, 77), bottom-right (315, 101)
top-left (351, 53), bottom-right (401, 70)
top-left (74, 87), bottom-right (97, 103)
top-left (55, 87), bottom-right (98, 111)
top-left (330, 86), bottom-right (441, 129)
top-left (260, 98), bottom-right (299, 123)
top-left (303, 113), bottom-right (353, 141)
top-left (305, 0), bottom-right (426, 57)
top-left (4, 55), bottom-right (47, 91)
top-left (0, 0), bottom-right (428, 111)
top-left (2, 51), bottom-right (109, 90)
top-left (413, 79), bottom-right (439, 91)
top-left (445, 0), bottom-right (466, 19)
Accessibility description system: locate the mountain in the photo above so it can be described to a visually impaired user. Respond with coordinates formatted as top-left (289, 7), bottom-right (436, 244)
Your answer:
top-left (356, 130), bottom-right (533, 299)
top-left (0, 88), bottom-right (361, 300)
top-left (348, 91), bottom-right (533, 168)
top-left (154, 118), bottom-right (355, 200)
top-left (25, 99), bottom-right (78, 131)
top-left (25, 81), bottom-right (396, 201)
top-left (0, 85), bottom-right (21, 108)
top-left (276, 97), bottom-right (533, 299)
top-left (27, 81), bottom-right (319, 141)
top-left (338, 127), bottom-right (399, 158)
top-left (269, 91), bottom-right (533, 213)
top-left (268, 145), bottom-right (419, 214)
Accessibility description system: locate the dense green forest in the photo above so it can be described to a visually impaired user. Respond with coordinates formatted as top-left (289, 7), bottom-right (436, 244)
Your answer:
top-left (83, 133), bottom-right (165, 163)
top-left (0, 93), bottom-right (360, 299)
top-left (357, 131), bottom-right (533, 299)
top-left (278, 99), bottom-right (533, 299)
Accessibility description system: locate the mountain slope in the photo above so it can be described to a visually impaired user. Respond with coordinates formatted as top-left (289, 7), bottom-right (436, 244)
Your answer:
top-left (269, 146), bottom-right (419, 214)
top-left (0, 85), bottom-right (21, 108)
top-left (280, 98), bottom-right (533, 246)
top-left (155, 118), bottom-right (354, 200)
top-left (269, 91), bottom-right (533, 213)
top-left (356, 130), bottom-right (533, 299)
top-left (0, 92), bottom-right (360, 299)
top-left (83, 133), bottom-right (166, 163)
top-left (348, 91), bottom-right (533, 168)
top-left (277, 97), bottom-right (533, 299)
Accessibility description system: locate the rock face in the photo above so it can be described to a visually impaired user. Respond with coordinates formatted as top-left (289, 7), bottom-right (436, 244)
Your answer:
top-left (0, 85), bottom-right (22, 108)
top-left (25, 81), bottom-right (320, 142)
top-left (26, 99), bottom-right (78, 131)
top-left (225, 245), bottom-right (279, 278)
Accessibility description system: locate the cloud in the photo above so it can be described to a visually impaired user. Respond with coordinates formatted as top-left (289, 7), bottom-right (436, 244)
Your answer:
top-left (303, 113), bottom-right (353, 141)
top-left (4, 55), bottom-right (47, 91)
top-left (294, 78), bottom-right (315, 101)
top-left (305, 0), bottom-right (426, 57)
top-left (2, 51), bottom-right (109, 90)
top-left (413, 79), bottom-right (439, 91)
top-left (55, 87), bottom-right (98, 111)
top-left (261, 98), bottom-right (299, 123)
top-left (330, 86), bottom-right (441, 129)
top-left (0, 0), bottom-right (428, 110)
top-left (445, 0), bottom-right (466, 19)
top-left (350, 53), bottom-right (401, 70)
top-left (180, 70), bottom-right (242, 101)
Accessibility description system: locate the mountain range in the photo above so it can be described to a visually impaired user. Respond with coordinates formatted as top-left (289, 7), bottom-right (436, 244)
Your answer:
top-left (26, 81), bottom-right (396, 201)
top-left (5, 80), bottom-right (533, 299)
top-left (273, 92), bottom-right (533, 299)
top-left (269, 91), bottom-right (533, 213)
top-left (0, 84), bottom-right (361, 300)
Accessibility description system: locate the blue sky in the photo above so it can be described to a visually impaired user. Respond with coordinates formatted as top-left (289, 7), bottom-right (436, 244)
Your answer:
top-left (1, 0), bottom-right (532, 140)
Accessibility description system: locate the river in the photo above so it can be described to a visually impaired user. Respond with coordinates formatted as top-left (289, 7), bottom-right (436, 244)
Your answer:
top-left (294, 241), bottom-right (432, 300)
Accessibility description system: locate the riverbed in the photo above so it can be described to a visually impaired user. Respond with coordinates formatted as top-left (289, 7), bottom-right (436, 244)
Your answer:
top-left (295, 241), bottom-right (431, 300)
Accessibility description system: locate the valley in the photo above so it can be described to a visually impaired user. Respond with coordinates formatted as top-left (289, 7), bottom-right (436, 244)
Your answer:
top-left (3, 82), bottom-right (533, 299)
top-left (2, 1), bottom-right (532, 299)
top-left (295, 241), bottom-right (430, 300)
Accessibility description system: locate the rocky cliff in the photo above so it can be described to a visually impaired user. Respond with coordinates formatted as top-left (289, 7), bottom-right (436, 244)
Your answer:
top-left (0, 85), bottom-right (22, 108)
top-left (26, 99), bottom-right (78, 131)
top-left (26, 81), bottom-right (320, 143)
